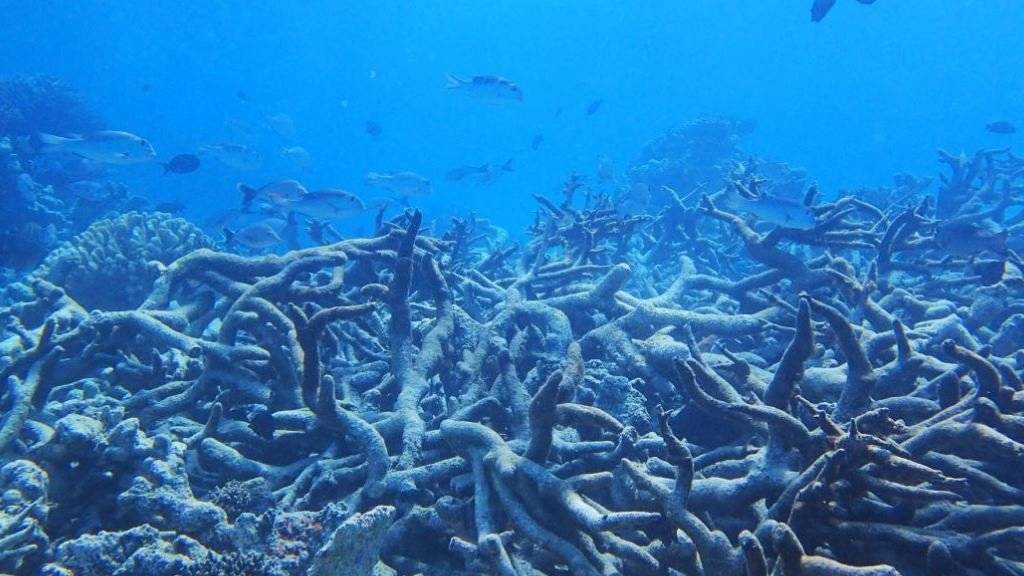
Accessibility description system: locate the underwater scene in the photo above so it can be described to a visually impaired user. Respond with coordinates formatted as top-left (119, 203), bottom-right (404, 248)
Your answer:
top-left (1, 1), bottom-right (1023, 574)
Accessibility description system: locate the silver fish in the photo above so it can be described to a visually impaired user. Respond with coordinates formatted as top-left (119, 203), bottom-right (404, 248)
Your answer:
top-left (717, 186), bottom-right (817, 229)
top-left (267, 113), bottom-right (296, 139)
top-left (365, 171), bottom-right (431, 198)
top-left (239, 179), bottom-right (308, 210)
top-left (446, 74), bottom-right (523, 103)
top-left (38, 131), bottom-right (156, 165)
top-left (224, 221), bottom-right (283, 250)
top-left (199, 143), bottom-right (263, 171)
top-left (280, 146), bottom-right (312, 169)
top-left (286, 189), bottom-right (366, 220)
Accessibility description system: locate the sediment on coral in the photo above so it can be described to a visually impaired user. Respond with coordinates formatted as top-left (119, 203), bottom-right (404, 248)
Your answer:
top-left (0, 122), bottom-right (1022, 575)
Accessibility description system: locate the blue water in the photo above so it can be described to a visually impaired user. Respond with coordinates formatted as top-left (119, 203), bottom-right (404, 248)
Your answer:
top-left (2, 3), bottom-right (1024, 575)
top-left (3, 1), bottom-right (1020, 232)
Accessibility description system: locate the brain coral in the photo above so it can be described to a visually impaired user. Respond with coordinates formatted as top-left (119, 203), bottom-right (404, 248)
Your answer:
top-left (35, 211), bottom-right (211, 310)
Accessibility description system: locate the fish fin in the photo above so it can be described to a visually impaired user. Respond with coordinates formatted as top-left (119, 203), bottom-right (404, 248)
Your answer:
top-left (445, 74), bottom-right (467, 89)
top-left (222, 227), bottom-right (236, 245)
top-left (502, 158), bottom-right (515, 172)
top-left (238, 183), bottom-right (257, 209)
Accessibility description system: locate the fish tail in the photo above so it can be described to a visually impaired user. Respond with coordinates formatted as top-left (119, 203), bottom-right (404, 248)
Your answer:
top-left (222, 227), bottom-right (236, 245)
top-left (238, 183), bottom-right (257, 209)
top-left (445, 74), bottom-right (466, 89)
top-left (502, 158), bottom-right (515, 172)
top-left (160, 163), bottom-right (171, 174)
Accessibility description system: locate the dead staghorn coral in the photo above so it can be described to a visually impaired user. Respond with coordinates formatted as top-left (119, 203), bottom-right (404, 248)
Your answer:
top-left (0, 149), bottom-right (1022, 576)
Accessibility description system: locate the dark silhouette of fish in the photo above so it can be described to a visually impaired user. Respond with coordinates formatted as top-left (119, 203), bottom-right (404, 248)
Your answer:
top-left (248, 409), bottom-right (275, 440)
top-left (447, 165), bottom-right (487, 182)
top-left (586, 99), bottom-right (604, 116)
top-left (986, 121), bottom-right (1016, 135)
top-left (811, 0), bottom-right (837, 21)
top-left (366, 121), bottom-right (383, 137)
top-left (531, 133), bottom-right (544, 150)
top-left (812, 0), bottom-right (877, 22)
top-left (236, 90), bottom-right (248, 101)
top-left (161, 154), bottom-right (200, 175)
top-left (154, 201), bottom-right (185, 214)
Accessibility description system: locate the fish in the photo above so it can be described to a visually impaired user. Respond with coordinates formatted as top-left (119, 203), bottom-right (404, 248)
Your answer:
top-left (286, 189), bottom-right (366, 220)
top-left (476, 159), bottom-right (515, 186)
top-left (204, 208), bottom-right (246, 230)
top-left (248, 409), bottom-right (275, 441)
top-left (239, 179), bottom-right (309, 210)
top-left (716, 185), bottom-right (817, 229)
top-left (224, 221), bottom-right (283, 250)
top-left (986, 121), bottom-right (1016, 135)
top-left (811, 0), bottom-right (837, 21)
top-left (65, 180), bottom-right (112, 202)
top-left (282, 212), bottom-right (300, 251)
top-left (596, 155), bottom-right (614, 182)
top-left (446, 164), bottom-right (488, 182)
top-left (267, 113), bottom-right (296, 139)
top-left (199, 143), bottom-right (262, 171)
top-left (154, 201), bottom-right (186, 214)
top-left (448, 160), bottom-right (514, 185)
top-left (366, 121), bottom-right (382, 137)
top-left (37, 131), bottom-right (156, 165)
top-left (446, 74), bottom-right (523, 103)
top-left (935, 220), bottom-right (1008, 256)
top-left (531, 133), bottom-right (544, 151)
top-left (586, 99), bottom-right (604, 116)
top-left (236, 90), bottom-right (248, 102)
top-left (365, 171), bottom-right (431, 198)
top-left (161, 154), bottom-right (200, 174)
top-left (280, 146), bottom-right (312, 169)
top-left (202, 143), bottom-right (262, 171)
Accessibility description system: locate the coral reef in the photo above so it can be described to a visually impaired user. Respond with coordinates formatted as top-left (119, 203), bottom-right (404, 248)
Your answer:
top-left (28, 211), bottom-right (212, 310)
top-left (0, 120), bottom-right (1022, 575)
top-left (0, 76), bottom-right (157, 276)
top-left (0, 75), bottom-right (101, 137)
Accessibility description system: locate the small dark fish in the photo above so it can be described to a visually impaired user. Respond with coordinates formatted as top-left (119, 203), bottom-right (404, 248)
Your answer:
top-left (161, 154), bottom-right (200, 175)
top-left (446, 74), bottom-right (523, 103)
top-left (366, 121), bottom-right (382, 137)
top-left (154, 201), bottom-right (185, 214)
top-left (811, 0), bottom-right (837, 21)
top-left (236, 90), bottom-right (248, 101)
top-left (447, 164), bottom-right (488, 182)
top-left (555, 106), bottom-right (564, 117)
top-left (531, 133), bottom-right (544, 150)
top-left (585, 99), bottom-right (604, 116)
top-left (248, 409), bottom-right (275, 440)
top-left (141, 83), bottom-right (153, 93)
top-left (986, 121), bottom-right (1016, 135)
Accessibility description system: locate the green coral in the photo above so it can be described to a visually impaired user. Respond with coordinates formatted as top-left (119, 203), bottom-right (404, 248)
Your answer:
top-left (34, 211), bottom-right (211, 310)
